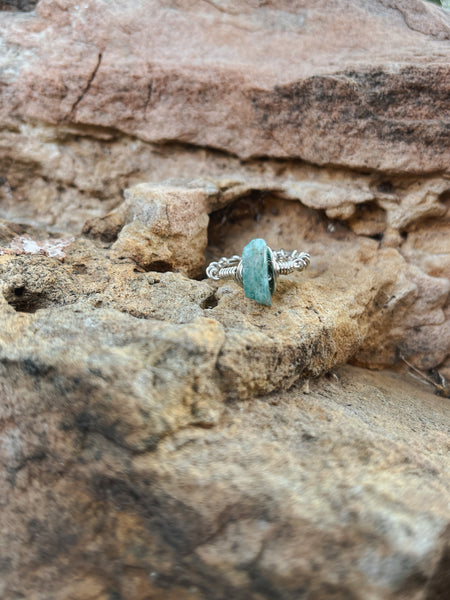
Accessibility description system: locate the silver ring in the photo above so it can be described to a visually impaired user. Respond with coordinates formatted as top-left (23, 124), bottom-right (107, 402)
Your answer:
top-left (206, 238), bottom-right (310, 306)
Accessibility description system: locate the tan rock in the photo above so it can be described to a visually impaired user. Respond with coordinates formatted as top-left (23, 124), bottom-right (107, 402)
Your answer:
top-left (108, 182), bottom-right (210, 276)
top-left (0, 299), bottom-right (225, 451)
top-left (401, 198), bottom-right (450, 280)
top-left (378, 178), bottom-right (449, 232)
top-left (86, 176), bottom-right (377, 274)
top-left (1, 192), bottom-right (448, 396)
top-left (1, 363), bottom-right (449, 599)
top-left (206, 191), bottom-right (450, 373)
top-left (2, 166), bottom-right (450, 375)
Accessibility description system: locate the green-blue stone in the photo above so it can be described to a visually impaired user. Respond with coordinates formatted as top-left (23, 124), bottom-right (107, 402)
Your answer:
top-left (242, 238), bottom-right (274, 307)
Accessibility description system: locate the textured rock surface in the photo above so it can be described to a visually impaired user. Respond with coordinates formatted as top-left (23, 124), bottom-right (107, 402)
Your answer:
top-left (1, 183), bottom-right (449, 379)
top-left (1, 0), bottom-right (449, 172)
top-left (0, 0), bottom-right (450, 235)
top-left (89, 182), bottom-right (211, 277)
top-left (0, 229), bottom-right (401, 404)
top-left (1, 1), bottom-right (450, 599)
top-left (80, 177), bottom-right (450, 372)
top-left (1, 364), bottom-right (449, 600)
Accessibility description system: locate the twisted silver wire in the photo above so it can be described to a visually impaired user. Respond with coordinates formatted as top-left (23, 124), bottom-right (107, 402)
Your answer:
top-left (272, 250), bottom-right (310, 275)
top-left (206, 259), bottom-right (243, 284)
top-left (206, 248), bottom-right (310, 288)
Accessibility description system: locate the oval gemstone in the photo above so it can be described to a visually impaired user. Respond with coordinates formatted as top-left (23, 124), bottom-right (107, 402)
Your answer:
top-left (242, 238), bottom-right (273, 306)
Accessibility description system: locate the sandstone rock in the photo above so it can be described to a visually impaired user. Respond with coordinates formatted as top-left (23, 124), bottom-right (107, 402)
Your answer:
top-left (0, 1), bottom-right (450, 598)
top-left (205, 186), bottom-right (450, 373)
top-left (107, 182), bottom-right (211, 277)
top-left (84, 176), bottom-right (376, 274)
top-left (1, 190), bottom-right (448, 395)
top-left (1, 363), bottom-right (449, 600)
top-left (401, 196), bottom-right (450, 280)
top-left (1, 0), bottom-right (449, 172)
top-left (2, 166), bottom-right (450, 373)
top-left (0, 230), bottom-right (383, 409)
top-left (378, 178), bottom-right (449, 232)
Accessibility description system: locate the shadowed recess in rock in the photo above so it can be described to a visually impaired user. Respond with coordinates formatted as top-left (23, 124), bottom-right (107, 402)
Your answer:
top-left (0, 0), bottom-right (38, 11)
top-left (3, 285), bottom-right (47, 313)
top-left (206, 191), bottom-right (333, 263)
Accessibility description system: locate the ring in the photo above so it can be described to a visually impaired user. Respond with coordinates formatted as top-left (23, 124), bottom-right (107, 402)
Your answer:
top-left (206, 238), bottom-right (310, 306)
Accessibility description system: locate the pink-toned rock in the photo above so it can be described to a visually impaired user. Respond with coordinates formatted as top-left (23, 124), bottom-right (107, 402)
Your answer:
top-left (1, 0), bottom-right (449, 173)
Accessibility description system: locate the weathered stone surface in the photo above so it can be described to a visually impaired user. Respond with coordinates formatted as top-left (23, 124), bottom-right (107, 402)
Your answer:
top-left (83, 175), bottom-right (380, 273)
top-left (1, 169), bottom-right (449, 373)
top-left (0, 1), bottom-right (449, 599)
top-left (0, 303), bottom-right (225, 452)
top-left (0, 1), bottom-right (449, 251)
top-left (84, 181), bottom-right (211, 277)
top-left (1, 363), bottom-right (449, 600)
top-left (208, 190), bottom-right (450, 374)
top-left (1, 0), bottom-right (449, 173)
top-left (88, 175), bottom-right (450, 372)
top-left (0, 231), bottom-right (386, 407)
top-left (83, 176), bottom-right (450, 368)
top-left (1, 182), bottom-right (449, 384)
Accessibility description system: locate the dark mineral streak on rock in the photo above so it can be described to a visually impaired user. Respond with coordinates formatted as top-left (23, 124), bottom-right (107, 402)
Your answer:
top-left (251, 65), bottom-right (450, 157)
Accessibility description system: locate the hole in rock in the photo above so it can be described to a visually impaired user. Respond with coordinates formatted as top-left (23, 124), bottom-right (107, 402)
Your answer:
top-left (369, 233), bottom-right (384, 242)
top-left (4, 286), bottom-right (49, 313)
top-left (13, 286), bottom-right (25, 296)
top-left (201, 292), bottom-right (218, 310)
top-left (377, 181), bottom-right (394, 194)
top-left (0, 0), bottom-right (39, 11)
top-left (72, 263), bottom-right (87, 275)
top-left (147, 260), bottom-right (172, 273)
top-left (347, 201), bottom-right (387, 239)
top-left (439, 189), bottom-right (450, 205)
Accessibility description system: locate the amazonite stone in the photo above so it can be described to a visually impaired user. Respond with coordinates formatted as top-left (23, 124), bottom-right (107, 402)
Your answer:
top-left (242, 238), bottom-right (275, 306)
